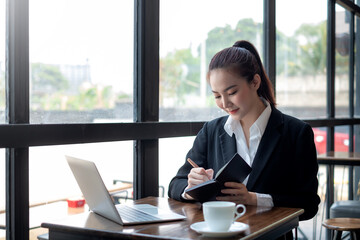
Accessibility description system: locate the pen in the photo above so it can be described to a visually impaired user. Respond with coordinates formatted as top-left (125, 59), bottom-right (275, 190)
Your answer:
top-left (187, 158), bottom-right (199, 168)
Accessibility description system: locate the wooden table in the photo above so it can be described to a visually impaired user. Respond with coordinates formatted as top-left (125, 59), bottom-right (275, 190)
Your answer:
top-left (317, 151), bottom-right (360, 166)
top-left (317, 151), bottom-right (360, 218)
top-left (41, 197), bottom-right (304, 240)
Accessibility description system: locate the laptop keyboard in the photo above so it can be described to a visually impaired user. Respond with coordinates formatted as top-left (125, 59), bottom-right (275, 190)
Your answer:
top-left (117, 205), bottom-right (161, 222)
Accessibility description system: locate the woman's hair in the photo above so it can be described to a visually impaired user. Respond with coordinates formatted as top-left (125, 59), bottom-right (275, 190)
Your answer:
top-left (207, 40), bottom-right (276, 106)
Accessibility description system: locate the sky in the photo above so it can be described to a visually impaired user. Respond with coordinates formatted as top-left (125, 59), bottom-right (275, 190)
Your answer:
top-left (0, 0), bottom-right (329, 94)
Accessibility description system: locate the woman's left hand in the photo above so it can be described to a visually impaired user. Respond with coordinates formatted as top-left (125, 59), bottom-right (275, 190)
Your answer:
top-left (216, 182), bottom-right (257, 205)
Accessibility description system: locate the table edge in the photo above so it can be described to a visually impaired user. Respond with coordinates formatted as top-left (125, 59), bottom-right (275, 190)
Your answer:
top-left (241, 208), bottom-right (304, 240)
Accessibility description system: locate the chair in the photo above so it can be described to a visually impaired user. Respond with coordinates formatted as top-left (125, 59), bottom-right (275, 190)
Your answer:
top-left (326, 180), bottom-right (360, 239)
top-left (322, 218), bottom-right (360, 240)
top-left (112, 179), bottom-right (165, 203)
top-left (330, 179), bottom-right (360, 218)
top-left (330, 200), bottom-right (360, 218)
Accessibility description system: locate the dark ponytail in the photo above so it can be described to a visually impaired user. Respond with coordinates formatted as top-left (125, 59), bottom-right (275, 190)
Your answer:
top-left (208, 40), bottom-right (276, 106)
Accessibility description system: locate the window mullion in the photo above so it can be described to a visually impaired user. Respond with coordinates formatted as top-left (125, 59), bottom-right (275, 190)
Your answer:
top-left (5, 0), bottom-right (30, 239)
top-left (133, 0), bottom-right (160, 199)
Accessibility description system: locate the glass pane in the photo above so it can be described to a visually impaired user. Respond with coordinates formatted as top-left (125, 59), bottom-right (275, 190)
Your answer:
top-left (355, 125), bottom-right (360, 200)
top-left (0, 0), bottom-right (5, 124)
top-left (276, 2), bottom-right (327, 236)
top-left (315, 164), bottom-right (327, 236)
top-left (335, 125), bottom-right (350, 152)
top-left (29, 142), bottom-right (133, 228)
top-left (311, 127), bottom-right (326, 240)
top-left (334, 165), bottom-right (350, 201)
top-left (0, 150), bottom-right (4, 238)
top-left (0, 230), bottom-right (4, 240)
top-left (333, 126), bottom-right (350, 201)
top-left (276, 0), bottom-right (327, 119)
top-left (356, 14), bottom-right (360, 201)
top-left (29, 0), bottom-right (134, 123)
top-left (313, 127), bottom-right (327, 155)
top-left (159, 0), bottom-right (263, 121)
top-left (301, 157), bottom-right (327, 238)
top-left (159, 136), bottom-right (196, 197)
top-left (335, 6), bottom-right (350, 117)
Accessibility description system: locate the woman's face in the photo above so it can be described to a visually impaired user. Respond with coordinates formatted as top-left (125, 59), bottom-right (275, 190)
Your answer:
top-left (209, 69), bottom-right (260, 121)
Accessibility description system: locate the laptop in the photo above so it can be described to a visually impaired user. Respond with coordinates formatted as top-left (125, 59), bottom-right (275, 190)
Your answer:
top-left (66, 155), bottom-right (186, 225)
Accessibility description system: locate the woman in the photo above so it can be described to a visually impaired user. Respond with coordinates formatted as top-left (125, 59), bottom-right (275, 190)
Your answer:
top-left (168, 40), bottom-right (320, 223)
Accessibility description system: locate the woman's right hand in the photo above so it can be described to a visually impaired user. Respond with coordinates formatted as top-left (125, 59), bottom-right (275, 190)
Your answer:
top-left (184, 168), bottom-right (213, 199)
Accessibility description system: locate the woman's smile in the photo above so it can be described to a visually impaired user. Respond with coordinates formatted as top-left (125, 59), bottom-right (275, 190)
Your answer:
top-left (228, 108), bottom-right (239, 114)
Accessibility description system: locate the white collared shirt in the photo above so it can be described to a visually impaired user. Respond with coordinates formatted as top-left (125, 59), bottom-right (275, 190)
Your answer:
top-left (224, 99), bottom-right (274, 207)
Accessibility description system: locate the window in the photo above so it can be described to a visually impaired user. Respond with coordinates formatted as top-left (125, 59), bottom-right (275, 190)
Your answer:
top-left (29, 142), bottom-right (133, 205)
top-left (0, 0), bottom-right (5, 236)
top-left (276, 1), bottom-right (328, 237)
top-left (159, 0), bottom-right (263, 122)
top-left (29, 0), bottom-right (134, 123)
top-left (159, 136), bottom-right (195, 196)
top-left (276, 0), bottom-right (327, 119)
top-left (29, 142), bottom-right (133, 223)
top-left (355, 124), bottom-right (360, 200)
top-left (0, 0), bottom-right (5, 124)
top-left (3, 1), bottom-right (360, 239)
top-left (0, 150), bottom-right (4, 239)
top-left (334, 126), bottom-right (351, 201)
top-left (0, 150), bottom-right (4, 211)
top-left (335, 6), bottom-right (351, 117)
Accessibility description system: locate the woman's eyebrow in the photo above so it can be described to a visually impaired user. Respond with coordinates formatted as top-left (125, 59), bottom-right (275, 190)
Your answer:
top-left (211, 85), bottom-right (237, 93)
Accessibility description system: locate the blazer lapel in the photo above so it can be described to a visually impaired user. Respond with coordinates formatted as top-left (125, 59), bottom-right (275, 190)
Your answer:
top-left (219, 131), bottom-right (237, 166)
top-left (246, 107), bottom-right (283, 190)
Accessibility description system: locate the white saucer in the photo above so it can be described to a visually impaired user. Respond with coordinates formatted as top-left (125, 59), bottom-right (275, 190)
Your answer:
top-left (190, 221), bottom-right (249, 238)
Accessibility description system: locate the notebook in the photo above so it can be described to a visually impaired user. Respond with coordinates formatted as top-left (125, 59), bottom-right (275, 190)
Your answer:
top-left (185, 153), bottom-right (252, 202)
top-left (66, 155), bottom-right (186, 225)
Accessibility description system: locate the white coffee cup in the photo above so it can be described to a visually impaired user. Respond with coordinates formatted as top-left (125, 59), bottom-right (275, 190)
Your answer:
top-left (202, 201), bottom-right (246, 232)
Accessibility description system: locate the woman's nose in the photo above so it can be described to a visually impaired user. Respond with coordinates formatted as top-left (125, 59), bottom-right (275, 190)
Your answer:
top-left (222, 98), bottom-right (232, 108)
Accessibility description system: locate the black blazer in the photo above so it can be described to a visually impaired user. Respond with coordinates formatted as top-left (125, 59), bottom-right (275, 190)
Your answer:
top-left (168, 107), bottom-right (320, 221)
